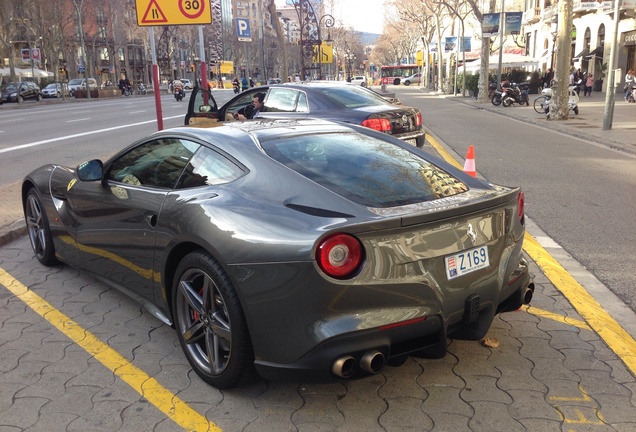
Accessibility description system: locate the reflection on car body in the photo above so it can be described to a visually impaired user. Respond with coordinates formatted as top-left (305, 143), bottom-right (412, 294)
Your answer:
top-left (23, 118), bottom-right (532, 390)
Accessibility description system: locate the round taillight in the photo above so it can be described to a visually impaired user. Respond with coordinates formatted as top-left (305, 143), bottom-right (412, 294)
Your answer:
top-left (517, 191), bottom-right (525, 221)
top-left (316, 233), bottom-right (363, 278)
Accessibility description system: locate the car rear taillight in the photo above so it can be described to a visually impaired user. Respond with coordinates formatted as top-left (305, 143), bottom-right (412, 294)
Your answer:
top-left (316, 233), bottom-right (363, 279)
top-left (415, 112), bottom-right (422, 126)
top-left (517, 191), bottom-right (525, 224)
top-left (361, 118), bottom-right (391, 132)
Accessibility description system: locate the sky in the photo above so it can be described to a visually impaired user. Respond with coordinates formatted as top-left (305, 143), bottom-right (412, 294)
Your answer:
top-left (274, 0), bottom-right (388, 34)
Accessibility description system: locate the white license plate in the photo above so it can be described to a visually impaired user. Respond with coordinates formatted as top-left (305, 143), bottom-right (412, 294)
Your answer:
top-left (445, 246), bottom-right (490, 280)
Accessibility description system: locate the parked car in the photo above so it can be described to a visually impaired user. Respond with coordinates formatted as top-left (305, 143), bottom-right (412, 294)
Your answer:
top-left (185, 82), bottom-right (426, 147)
top-left (41, 82), bottom-right (69, 98)
top-left (0, 81), bottom-right (42, 104)
top-left (349, 75), bottom-right (368, 87)
top-left (23, 118), bottom-right (532, 389)
top-left (180, 78), bottom-right (193, 89)
top-left (403, 73), bottom-right (421, 86)
top-left (267, 78), bottom-right (282, 84)
top-left (67, 78), bottom-right (98, 96)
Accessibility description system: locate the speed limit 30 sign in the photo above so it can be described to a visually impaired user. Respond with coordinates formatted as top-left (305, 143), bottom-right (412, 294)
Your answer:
top-left (135, 0), bottom-right (212, 26)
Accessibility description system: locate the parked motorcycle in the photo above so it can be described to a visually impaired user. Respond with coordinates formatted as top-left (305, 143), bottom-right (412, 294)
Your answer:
top-left (533, 80), bottom-right (581, 115)
top-left (174, 88), bottom-right (185, 101)
top-left (491, 81), bottom-right (511, 106)
top-left (137, 83), bottom-right (147, 95)
top-left (121, 85), bottom-right (132, 97)
top-left (502, 82), bottom-right (530, 107)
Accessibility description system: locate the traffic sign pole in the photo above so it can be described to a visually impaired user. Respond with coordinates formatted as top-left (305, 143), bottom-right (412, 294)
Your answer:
top-left (148, 27), bottom-right (164, 131)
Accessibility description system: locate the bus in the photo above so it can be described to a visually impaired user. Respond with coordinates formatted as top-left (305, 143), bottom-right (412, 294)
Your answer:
top-left (380, 64), bottom-right (419, 85)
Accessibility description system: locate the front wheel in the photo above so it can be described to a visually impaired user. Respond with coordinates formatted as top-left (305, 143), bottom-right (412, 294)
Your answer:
top-left (404, 81), bottom-right (411, 86)
top-left (533, 96), bottom-right (549, 114)
top-left (25, 189), bottom-right (59, 266)
top-left (502, 97), bottom-right (512, 107)
top-left (172, 251), bottom-right (255, 389)
top-left (573, 106), bottom-right (579, 115)
top-left (491, 94), bottom-right (502, 106)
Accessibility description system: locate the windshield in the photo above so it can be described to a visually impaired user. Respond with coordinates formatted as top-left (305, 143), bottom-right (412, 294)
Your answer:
top-left (261, 132), bottom-right (468, 208)
top-left (2, 83), bottom-right (17, 91)
top-left (68, 79), bottom-right (83, 85)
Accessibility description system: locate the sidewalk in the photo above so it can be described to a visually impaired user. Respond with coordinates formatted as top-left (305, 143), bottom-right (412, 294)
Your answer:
top-left (444, 89), bottom-right (636, 156)
top-left (1, 89), bottom-right (635, 246)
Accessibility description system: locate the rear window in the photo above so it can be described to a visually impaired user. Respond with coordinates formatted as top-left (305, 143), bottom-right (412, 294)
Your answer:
top-left (315, 86), bottom-right (388, 108)
top-left (261, 133), bottom-right (468, 208)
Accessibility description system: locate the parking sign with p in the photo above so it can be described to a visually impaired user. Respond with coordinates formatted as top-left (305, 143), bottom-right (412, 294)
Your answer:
top-left (235, 18), bottom-right (252, 42)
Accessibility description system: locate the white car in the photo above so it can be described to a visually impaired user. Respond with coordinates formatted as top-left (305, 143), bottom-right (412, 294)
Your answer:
top-left (41, 83), bottom-right (68, 98)
top-left (349, 76), bottom-right (367, 87)
top-left (180, 79), bottom-right (193, 89)
top-left (402, 73), bottom-right (421, 86)
top-left (67, 78), bottom-right (98, 96)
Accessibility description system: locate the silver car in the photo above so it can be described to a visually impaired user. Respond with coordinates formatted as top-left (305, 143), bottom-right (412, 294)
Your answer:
top-left (23, 119), bottom-right (532, 389)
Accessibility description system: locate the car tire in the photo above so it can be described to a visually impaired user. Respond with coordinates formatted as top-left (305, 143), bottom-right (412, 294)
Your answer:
top-left (361, 82), bottom-right (367, 87)
top-left (25, 188), bottom-right (59, 266)
top-left (172, 251), bottom-right (255, 389)
top-left (415, 134), bottom-right (426, 148)
top-left (37, 94), bottom-right (42, 102)
top-left (17, 95), bottom-right (23, 104)
top-left (404, 80), bottom-right (411, 86)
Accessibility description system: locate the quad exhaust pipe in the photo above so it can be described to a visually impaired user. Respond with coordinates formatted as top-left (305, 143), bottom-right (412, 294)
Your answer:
top-left (332, 350), bottom-right (386, 378)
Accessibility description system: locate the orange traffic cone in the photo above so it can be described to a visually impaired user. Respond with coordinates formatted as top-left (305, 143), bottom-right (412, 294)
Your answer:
top-left (463, 146), bottom-right (476, 177)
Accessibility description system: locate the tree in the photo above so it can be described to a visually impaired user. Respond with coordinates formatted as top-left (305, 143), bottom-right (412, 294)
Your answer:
top-left (548, 0), bottom-right (573, 121)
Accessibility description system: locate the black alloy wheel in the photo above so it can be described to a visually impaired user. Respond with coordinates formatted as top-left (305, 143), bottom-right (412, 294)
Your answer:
top-left (173, 251), bottom-right (254, 389)
top-left (25, 188), bottom-right (59, 266)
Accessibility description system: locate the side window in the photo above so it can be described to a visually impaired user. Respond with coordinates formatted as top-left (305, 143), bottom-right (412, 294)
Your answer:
top-left (177, 146), bottom-right (245, 189)
top-left (296, 92), bottom-right (309, 112)
top-left (108, 138), bottom-right (200, 189)
top-left (265, 88), bottom-right (301, 112)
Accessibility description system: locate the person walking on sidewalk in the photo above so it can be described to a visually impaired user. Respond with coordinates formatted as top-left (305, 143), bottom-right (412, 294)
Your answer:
top-left (624, 69), bottom-right (634, 101)
top-left (584, 73), bottom-right (594, 96)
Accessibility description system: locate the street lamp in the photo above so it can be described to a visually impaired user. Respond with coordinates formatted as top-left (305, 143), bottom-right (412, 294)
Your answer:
top-left (293, 0), bottom-right (333, 80)
top-left (317, 14), bottom-right (334, 80)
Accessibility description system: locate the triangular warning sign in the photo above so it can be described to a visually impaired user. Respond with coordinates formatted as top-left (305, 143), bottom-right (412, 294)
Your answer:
top-left (141, 0), bottom-right (168, 24)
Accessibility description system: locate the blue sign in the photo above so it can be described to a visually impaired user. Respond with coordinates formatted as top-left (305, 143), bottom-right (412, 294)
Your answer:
top-left (235, 18), bottom-right (252, 42)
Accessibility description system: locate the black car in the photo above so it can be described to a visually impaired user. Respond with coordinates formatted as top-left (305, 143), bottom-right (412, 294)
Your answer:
top-left (185, 82), bottom-right (426, 147)
top-left (1, 81), bottom-right (42, 104)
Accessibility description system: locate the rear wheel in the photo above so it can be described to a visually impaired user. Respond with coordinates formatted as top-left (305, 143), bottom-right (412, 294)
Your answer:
top-left (573, 106), bottom-right (579, 115)
top-left (172, 251), bottom-right (255, 389)
top-left (404, 80), bottom-right (411, 86)
top-left (25, 188), bottom-right (59, 266)
top-left (502, 97), bottom-right (512, 107)
top-left (491, 94), bottom-right (502, 106)
top-left (533, 96), bottom-right (549, 114)
top-left (17, 95), bottom-right (24, 103)
top-left (37, 94), bottom-right (42, 102)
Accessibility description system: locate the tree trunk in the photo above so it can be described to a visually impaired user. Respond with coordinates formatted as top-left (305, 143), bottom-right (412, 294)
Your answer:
top-left (548, 0), bottom-right (573, 120)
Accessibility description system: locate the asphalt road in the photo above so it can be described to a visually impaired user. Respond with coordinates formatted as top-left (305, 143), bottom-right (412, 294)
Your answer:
top-left (394, 86), bottom-right (636, 314)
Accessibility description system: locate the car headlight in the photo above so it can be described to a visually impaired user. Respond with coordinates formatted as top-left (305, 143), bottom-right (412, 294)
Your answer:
top-left (10, 92), bottom-right (17, 97)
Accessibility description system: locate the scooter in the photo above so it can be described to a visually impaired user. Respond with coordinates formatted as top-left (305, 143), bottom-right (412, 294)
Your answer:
top-left (502, 82), bottom-right (530, 107)
top-left (491, 81), bottom-right (511, 106)
top-left (627, 85), bottom-right (636, 103)
top-left (121, 85), bottom-right (132, 97)
top-left (534, 81), bottom-right (580, 115)
top-left (137, 83), bottom-right (147, 95)
top-left (174, 88), bottom-right (185, 101)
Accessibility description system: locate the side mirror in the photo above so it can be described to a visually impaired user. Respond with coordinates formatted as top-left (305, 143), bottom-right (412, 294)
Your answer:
top-left (77, 160), bottom-right (104, 181)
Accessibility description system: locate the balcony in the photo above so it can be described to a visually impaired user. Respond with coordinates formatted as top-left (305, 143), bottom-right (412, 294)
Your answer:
top-left (541, 6), bottom-right (555, 23)
top-left (523, 7), bottom-right (541, 24)
top-left (573, 0), bottom-right (601, 15)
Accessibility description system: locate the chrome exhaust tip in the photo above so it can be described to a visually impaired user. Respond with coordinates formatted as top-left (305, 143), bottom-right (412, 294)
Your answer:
top-left (522, 283), bottom-right (535, 305)
top-left (332, 356), bottom-right (356, 378)
top-left (359, 350), bottom-right (385, 374)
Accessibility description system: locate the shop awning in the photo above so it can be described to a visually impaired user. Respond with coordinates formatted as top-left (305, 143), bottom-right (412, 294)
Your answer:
top-left (573, 47), bottom-right (589, 59)
top-left (585, 46), bottom-right (604, 60)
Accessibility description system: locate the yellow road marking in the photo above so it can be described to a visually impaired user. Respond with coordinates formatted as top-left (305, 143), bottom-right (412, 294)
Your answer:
top-left (521, 305), bottom-right (591, 330)
top-left (0, 267), bottom-right (221, 432)
top-left (426, 131), bottom-right (636, 376)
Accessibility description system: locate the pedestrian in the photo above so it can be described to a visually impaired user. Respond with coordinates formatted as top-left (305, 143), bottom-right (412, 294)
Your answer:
top-left (624, 69), bottom-right (634, 101)
top-left (584, 73), bottom-right (594, 96)
top-left (241, 76), bottom-right (249, 92)
top-left (543, 68), bottom-right (553, 88)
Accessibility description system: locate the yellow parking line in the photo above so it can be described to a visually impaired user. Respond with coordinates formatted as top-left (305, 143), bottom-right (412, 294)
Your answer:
top-left (426, 132), bottom-right (636, 376)
top-left (0, 267), bottom-right (221, 432)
